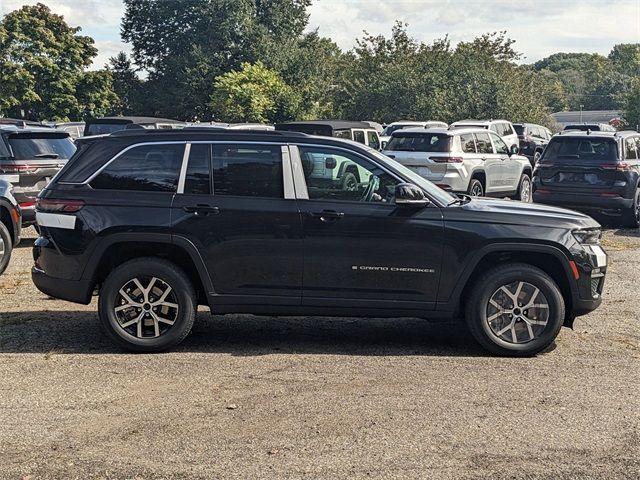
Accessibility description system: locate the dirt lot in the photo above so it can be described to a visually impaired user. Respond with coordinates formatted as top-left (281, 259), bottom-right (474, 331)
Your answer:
top-left (0, 228), bottom-right (639, 479)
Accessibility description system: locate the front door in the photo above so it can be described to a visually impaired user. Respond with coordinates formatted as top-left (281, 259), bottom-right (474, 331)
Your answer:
top-left (490, 132), bottom-right (520, 191)
top-left (474, 132), bottom-right (504, 193)
top-left (171, 142), bottom-right (303, 304)
top-left (294, 144), bottom-right (444, 308)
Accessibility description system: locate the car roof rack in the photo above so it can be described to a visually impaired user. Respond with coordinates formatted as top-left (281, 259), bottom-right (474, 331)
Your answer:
top-left (110, 128), bottom-right (309, 138)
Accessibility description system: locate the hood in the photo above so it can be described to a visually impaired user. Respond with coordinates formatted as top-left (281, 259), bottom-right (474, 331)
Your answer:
top-left (447, 197), bottom-right (600, 230)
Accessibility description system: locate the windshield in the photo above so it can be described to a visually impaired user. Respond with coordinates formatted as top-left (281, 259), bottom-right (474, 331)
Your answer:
top-left (541, 137), bottom-right (617, 162)
top-left (7, 134), bottom-right (76, 160)
top-left (365, 147), bottom-right (457, 205)
top-left (382, 124), bottom-right (422, 136)
top-left (385, 133), bottom-right (451, 152)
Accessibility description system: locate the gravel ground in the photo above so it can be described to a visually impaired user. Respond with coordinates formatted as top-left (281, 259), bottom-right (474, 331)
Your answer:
top-left (0, 228), bottom-right (638, 479)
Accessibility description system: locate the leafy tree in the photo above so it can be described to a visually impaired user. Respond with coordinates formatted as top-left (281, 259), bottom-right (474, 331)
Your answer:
top-left (623, 78), bottom-right (640, 130)
top-left (107, 52), bottom-right (142, 115)
top-left (0, 3), bottom-right (115, 120)
top-left (209, 61), bottom-right (301, 123)
top-left (608, 44), bottom-right (640, 77)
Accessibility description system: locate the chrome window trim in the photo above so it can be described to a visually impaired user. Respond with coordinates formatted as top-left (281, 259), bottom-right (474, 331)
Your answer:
top-left (288, 145), bottom-right (309, 200)
top-left (80, 141), bottom-right (188, 185)
top-left (176, 143), bottom-right (191, 194)
top-left (281, 145), bottom-right (296, 200)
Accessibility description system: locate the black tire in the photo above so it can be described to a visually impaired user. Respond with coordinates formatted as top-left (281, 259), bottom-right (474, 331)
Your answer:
top-left (621, 187), bottom-right (639, 229)
top-left (465, 263), bottom-right (565, 357)
top-left (513, 174), bottom-right (532, 202)
top-left (98, 257), bottom-right (197, 352)
top-left (0, 221), bottom-right (12, 276)
top-left (342, 172), bottom-right (358, 191)
top-left (468, 178), bottom-right (484, 197)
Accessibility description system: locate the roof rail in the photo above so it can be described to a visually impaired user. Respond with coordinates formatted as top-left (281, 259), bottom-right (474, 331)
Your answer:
top-left (110, 127), bottom-right (310, 138)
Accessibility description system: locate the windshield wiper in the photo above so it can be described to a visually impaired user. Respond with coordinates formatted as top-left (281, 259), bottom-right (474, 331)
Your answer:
top-left (33, 153), bottom-right (60, 159)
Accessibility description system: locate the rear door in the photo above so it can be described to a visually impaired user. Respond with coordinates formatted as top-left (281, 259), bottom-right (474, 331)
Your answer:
top-left (538, 137), bottom-right (620, 191)
top-left (171, 142), bottom-right (303, 303)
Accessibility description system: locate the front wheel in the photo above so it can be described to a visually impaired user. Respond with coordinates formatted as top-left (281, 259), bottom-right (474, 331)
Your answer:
top-left (513, 174), bottom-right (532, 202)
top-left (98, 257), bottom-right (197, 352)
top-left (465, 263), bottom-right (565, 356)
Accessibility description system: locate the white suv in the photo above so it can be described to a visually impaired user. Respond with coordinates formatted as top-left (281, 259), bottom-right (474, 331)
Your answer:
top-left (380, 120), bottom-right (448, 149)
top-left (450, 119), bottom-right (519, 150)
top-left (382, 127), bottom-right (532, 200)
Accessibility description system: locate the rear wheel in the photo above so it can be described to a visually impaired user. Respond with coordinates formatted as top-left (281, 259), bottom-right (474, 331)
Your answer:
top-left (342, 172), bottom-right (358, 191)
top-left (513, 174), bottom-right (532, 202)
top-left (622, 187), bottom-right (639, 228)
top-left (465, 263), bottom-right (565, 356)
top-left (98, 257), bottom-right (197, 352)
top-left (0, 222), bottom-right (13, 276)
top-left (468, 178), bottom-right (484, 197)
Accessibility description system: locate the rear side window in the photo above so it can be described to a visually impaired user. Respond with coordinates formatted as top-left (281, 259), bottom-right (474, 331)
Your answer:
top-left (542, 138), bottom-right (618, 162)
top-left (353, 130), bottom-right (365, 144)
top-left (7, 134), bottom-right (76, 160)
top-left (626, 138), bottom-right (638, 160)
top-left (475, 133), bottom-right (493, 154)
top-left (184, 144), bottom-right (211, 194)
top-left (212, 144), bottom-right (283, 198)
top-left (90, 143), bottom-right (184, 192)
top-left (386, 133), bottom-right (451, 152)
top-left (459, 133), bottom-right (477, 153)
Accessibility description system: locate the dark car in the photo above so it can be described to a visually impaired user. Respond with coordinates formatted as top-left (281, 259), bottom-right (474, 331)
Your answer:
top-left (513, 123), bottom-right (553, 165)
top-left (0, 126), bottom-right (76, 226)
top-left (563, 123), bottom-right (616, 132)
top-left (533, 130), bottom-right (640, 228)
top-left (0, 179), bottom-right (22, 275)
top-left (32, 129), bottom-right (607, 356)
top-left (84, 116), bottom-right (185, 137)
top-left (275, 120), bottom-right (381, 149)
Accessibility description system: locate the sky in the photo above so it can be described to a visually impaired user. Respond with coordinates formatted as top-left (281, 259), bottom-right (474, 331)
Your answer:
top-left (1, 0), bottom-right (639, 69)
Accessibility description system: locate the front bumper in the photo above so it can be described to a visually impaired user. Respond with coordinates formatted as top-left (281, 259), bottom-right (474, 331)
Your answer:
top-left (571, 243), bottom-right (607, 317)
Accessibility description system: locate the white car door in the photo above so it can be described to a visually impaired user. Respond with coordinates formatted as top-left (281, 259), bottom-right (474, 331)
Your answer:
top-left (490, 132), bottom-right (519, 191)
top-left (474, 132), bottom-right (503, 193)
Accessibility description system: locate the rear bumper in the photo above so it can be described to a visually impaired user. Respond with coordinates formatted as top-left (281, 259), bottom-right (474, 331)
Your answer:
top-left (31, 267), bottom-right (93, 304)
top-left (533, 191), bottom-right (634, 215)
top-left (13, 190), bottom-right (37, 226)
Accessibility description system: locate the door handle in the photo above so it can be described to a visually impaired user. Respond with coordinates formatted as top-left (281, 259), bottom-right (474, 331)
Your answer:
top-left (183, 204), bottom-right (220, 216)
top-left (481, 156), bottom-right (487, 161)
top-left (309, 210), bottom-right (344, 222)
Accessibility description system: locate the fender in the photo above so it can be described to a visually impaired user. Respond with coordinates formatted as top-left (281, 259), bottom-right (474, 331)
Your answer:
top-left (0, 197), bottom-right (20, 244)
top-left (80, 232), bottom-right (215, 294)
top-left (436, 242), bottom-right (577, 310)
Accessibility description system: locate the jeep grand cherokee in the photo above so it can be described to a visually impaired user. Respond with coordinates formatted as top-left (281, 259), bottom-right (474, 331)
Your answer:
top-left (32, 129), bottom-right (607, 356)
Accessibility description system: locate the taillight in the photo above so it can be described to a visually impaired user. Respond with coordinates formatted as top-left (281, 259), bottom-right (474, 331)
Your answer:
top-left (19, 201), bottom-right (36, 209)
top-left (600, 163), bottom-right (631, 171)
top-left (0, 163), bottom-right (38, 174)
top-left (600, 192), bottom-right (620, 198)
top-left (36, 198), bottom-right (85, 212)
top-left (431, 156), bottom-right (463, 163)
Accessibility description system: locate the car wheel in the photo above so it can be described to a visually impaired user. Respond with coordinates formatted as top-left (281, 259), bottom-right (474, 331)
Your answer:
top-left (342, 172), bottom-right (358, 191)
top-left (465, 263), bottom-right (565, 356)
top-left (622, 187), bottom-right (640, 228)
top-left (468, 178), bottom-right (484, 197)
top-left (0, 221), bottom-right (13, 276)
top-left (513, 174), bottom-right (532, 203)
top-left (98, 257), bottom-right (197, 352)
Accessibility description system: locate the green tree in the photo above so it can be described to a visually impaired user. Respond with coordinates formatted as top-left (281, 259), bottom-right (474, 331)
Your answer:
top-left (623, 78), bottom-right (640, 130)
top-left (0, 3), bottom-right (115, 120)
top-left (209, 61), bottom-right (301, 123)
top-left (107, 52), bottom-right (142, 115)
top-left (608, 44), bottom-right (640, 77)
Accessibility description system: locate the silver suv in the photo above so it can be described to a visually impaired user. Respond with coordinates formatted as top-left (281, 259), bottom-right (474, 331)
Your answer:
top-left (450, 119), bottom-right (519, 150)
top-left (383, 127), bottom-right (533, 200)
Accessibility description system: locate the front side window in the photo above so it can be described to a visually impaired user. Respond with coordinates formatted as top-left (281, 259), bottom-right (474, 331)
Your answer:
top-left (212, 144), bottom-right (283, 198)
top-left (367, 131), bottom-right (380, 150)
top-left (626, 138), bottom-right (638, 160)
top-left (459, 133), bottom-right (477, 153)
top-left (298, 146), bottom-right (399, 203)
top-left (91, 143), bottom-right (184, 192)
top-left (475, 133), bottom-right (494, 154)
top-left (353, 130), bottom-right (366, 144)
top-left (386, 133), bottom-right (451, 153)
top-left (491, 133), bottom-right (509, 155)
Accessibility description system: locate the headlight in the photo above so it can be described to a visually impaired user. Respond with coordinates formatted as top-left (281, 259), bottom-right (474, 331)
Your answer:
top-left (573, 228), bottom-right (601, 245)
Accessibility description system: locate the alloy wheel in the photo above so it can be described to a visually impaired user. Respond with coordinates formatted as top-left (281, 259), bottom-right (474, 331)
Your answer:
top-left (113, 276), bottom-right (179, 338)
top-left (521, 178), bottom-right (532, 202)
top-left (0, 237), bottom-right (4, 259)
top-left (470, 183), bottom-right (484, 197)
top-left (486, 281), bottom-right (550, 344)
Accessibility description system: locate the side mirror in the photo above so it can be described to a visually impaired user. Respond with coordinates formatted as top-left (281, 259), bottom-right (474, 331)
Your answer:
top-left (509, 144), bottom-right (519, 156)
top-left (325, 157), bottom-right (337, 169)
top-left (394, 183), bottom-right (430, 207)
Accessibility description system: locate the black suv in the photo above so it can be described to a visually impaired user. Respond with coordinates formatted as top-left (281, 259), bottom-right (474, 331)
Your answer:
top-left (32, 130), bottom-right (607, 356)
top-left (533, 130), bottom-right (640, 228)
top-left (0, 126), bottom-right (76, 226)
top-left (513, 123), bottom-right (553, 166)
top-left (0, 179), bottom-right (22, 275)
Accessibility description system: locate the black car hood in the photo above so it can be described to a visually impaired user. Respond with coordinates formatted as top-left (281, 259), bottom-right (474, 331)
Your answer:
top-left (445, 197), bottom-right (600, 230)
